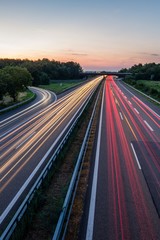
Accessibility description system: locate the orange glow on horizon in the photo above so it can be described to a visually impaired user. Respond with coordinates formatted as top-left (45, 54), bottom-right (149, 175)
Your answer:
top-left (0, 50), bottom-right (159, 71)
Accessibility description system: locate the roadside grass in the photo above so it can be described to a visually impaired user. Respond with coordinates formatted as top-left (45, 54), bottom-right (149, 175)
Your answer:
top-left (137, 80), bottom-right (160, 92)
top-left (0, 89), bottom-right (35, 109)
top-left (124, 79), bottom-right (160, 102)
top-left (20, 90), bottom-right (35, 101)
top-left (39, 80), bottom-right (84, 94)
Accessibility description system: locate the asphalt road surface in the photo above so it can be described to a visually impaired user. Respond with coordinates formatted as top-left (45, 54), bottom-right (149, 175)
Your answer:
top-left (80, 76), bottom-right (160, 240)
top-left (0, 77), bottom-right (103, 231)
top-left (0, 86), bottom-right (57, 134)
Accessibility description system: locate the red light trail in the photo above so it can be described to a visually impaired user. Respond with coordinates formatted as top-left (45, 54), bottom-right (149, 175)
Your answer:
top-left (104, 76), bottom-right (159, 239)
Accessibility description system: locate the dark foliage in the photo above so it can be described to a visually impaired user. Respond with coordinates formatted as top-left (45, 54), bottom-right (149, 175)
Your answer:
top-left (0, 66), bottom-right (32, 101)
top-left (119, 63), bottom-right (160, 81)
top-left (0, 58), bottom-right (83, 86)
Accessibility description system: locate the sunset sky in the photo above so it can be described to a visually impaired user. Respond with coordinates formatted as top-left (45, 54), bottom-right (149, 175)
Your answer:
top-left (0, 0), bottom-right (160, 71)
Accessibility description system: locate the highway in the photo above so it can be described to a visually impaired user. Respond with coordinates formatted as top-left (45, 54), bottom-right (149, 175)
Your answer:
top-left (0, 86), bottom-right (57, 136)
top-left (80, 76), bottom-right (160, 240)
top-left (0, 77), bottom-right (103, 233)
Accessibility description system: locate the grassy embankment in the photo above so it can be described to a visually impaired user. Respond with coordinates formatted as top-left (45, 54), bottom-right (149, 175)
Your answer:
top-left (124, 79), bottom-right (160, 102)
top-left (39, 80), bottom-right (84, 94)
top-left (0, 89), bottom-right (35, 110)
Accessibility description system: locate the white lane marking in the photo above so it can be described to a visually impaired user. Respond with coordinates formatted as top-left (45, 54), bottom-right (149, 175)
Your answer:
top-left (134, 108), bottom-right (139, 114)
top-left (144, 120), bottom-right (154, 131)
top-left (130, 143), bottom-right (141, 170)
top-left (128, 101), bottom-right (132, 105)
top-left (119, 112), bottom-right (124, 120)
top-left (16, 132), bottom-right (36, 149)
top-left (85, 86), bottom-right (105, 240)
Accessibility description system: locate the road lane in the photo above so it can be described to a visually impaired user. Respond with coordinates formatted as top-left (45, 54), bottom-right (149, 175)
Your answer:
top-left (0, 87), bottom-right (57, 136)
top-left (83, 76), bottom-right (160, 240)
top-left (116, 80), bottom-right (160, 132)
top-left (0, 77), bottom-right (103, 232)
top-left (116, 79), bottom-right (160, 113)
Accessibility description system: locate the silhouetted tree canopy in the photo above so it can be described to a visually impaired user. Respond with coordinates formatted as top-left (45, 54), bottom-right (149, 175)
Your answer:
top-left (119, 63), bottom-right (160, 81)
top-left (0, 58), bottom-right (83, 86)
top-left (0, 66), bottom-right (32, 101)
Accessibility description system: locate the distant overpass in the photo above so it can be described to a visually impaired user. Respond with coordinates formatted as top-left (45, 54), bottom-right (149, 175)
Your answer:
top-left (81, 71), bottom-right (132, 77)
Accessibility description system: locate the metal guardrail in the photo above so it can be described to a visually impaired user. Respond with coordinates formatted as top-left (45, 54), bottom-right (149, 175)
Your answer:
top-left (0, 84), bottom-right (99, 240)
top-left (52, 89), bottom-right (101, 240)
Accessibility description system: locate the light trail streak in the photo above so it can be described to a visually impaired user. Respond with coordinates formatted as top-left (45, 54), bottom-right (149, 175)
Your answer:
top-left (105, 78), bottom-right (130, 239)
top-left (1, 104), bottom-right (79, 189)
top-left (111, 79), bottom-right (160, 145)
top-left (104, 76), bottom-right (159, 239)
top-left (0, 83), bottom-right (89, 138)
top-left (119, 82), bottom-right (160, 118)
top-left (15, 132), bottom-right (36, 149)
top-left (113, 85), bottom-right (160, 193)
top-left (1, 77), bottom-right (103, 188)
top-left (1, 97), bottom-right (81, 175)
top-left (0, 97), bottom-right (75, 160)
top-left (0, 88), bottom-right (52, 127)
top-left (132, 97), bottom-right (160, 128)
top-left (123, 113), bottom-right (138, 141)
top-left (113, 78), bottom-right (160, 210)
top-left (1, 79), bottom-right (100, 160)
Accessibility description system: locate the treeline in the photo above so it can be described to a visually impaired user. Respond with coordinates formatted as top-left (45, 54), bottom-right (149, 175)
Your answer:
top-left (119, 63), bottom-right (160, 100)
top-left (119, 63), bottom-right (160, 81)
top-left (0, 58), bottom-right (83, 86)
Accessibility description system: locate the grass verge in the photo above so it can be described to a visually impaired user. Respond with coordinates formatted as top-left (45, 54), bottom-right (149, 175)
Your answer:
top-left (124, 79), bottom-right (160, 102)
top-left (39, 80), bottom-right (84, 94)
top-left (0, 89), bottom-right (36, 114)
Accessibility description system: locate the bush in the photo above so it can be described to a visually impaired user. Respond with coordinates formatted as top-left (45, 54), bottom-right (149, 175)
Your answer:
top-left (150, 88), bottom-right (158, 96)
top-left (135, 82), bottom-right (144, 89)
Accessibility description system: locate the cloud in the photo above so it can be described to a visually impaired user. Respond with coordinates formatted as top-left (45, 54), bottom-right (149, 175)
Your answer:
top-left (70, 53), bottom-right (88, 56)
top-left (62, 49), bottom-right (88, 57)
top-left (140, 52), bottom-right (160, 57)
top-left (150, 53), bottom-right (159, 57)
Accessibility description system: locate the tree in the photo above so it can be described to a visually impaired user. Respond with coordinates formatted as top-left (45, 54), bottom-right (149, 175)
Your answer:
top-left (1, 66), bottom-right (32, 101)
top-left (0, 69), bottom-right (8, 100)
top-left (39, 72), bottom-right (50, 85)
top-left (119, 63), bottom-right (160, 81)
top-left (0, 58), bottom-right (84, 87)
